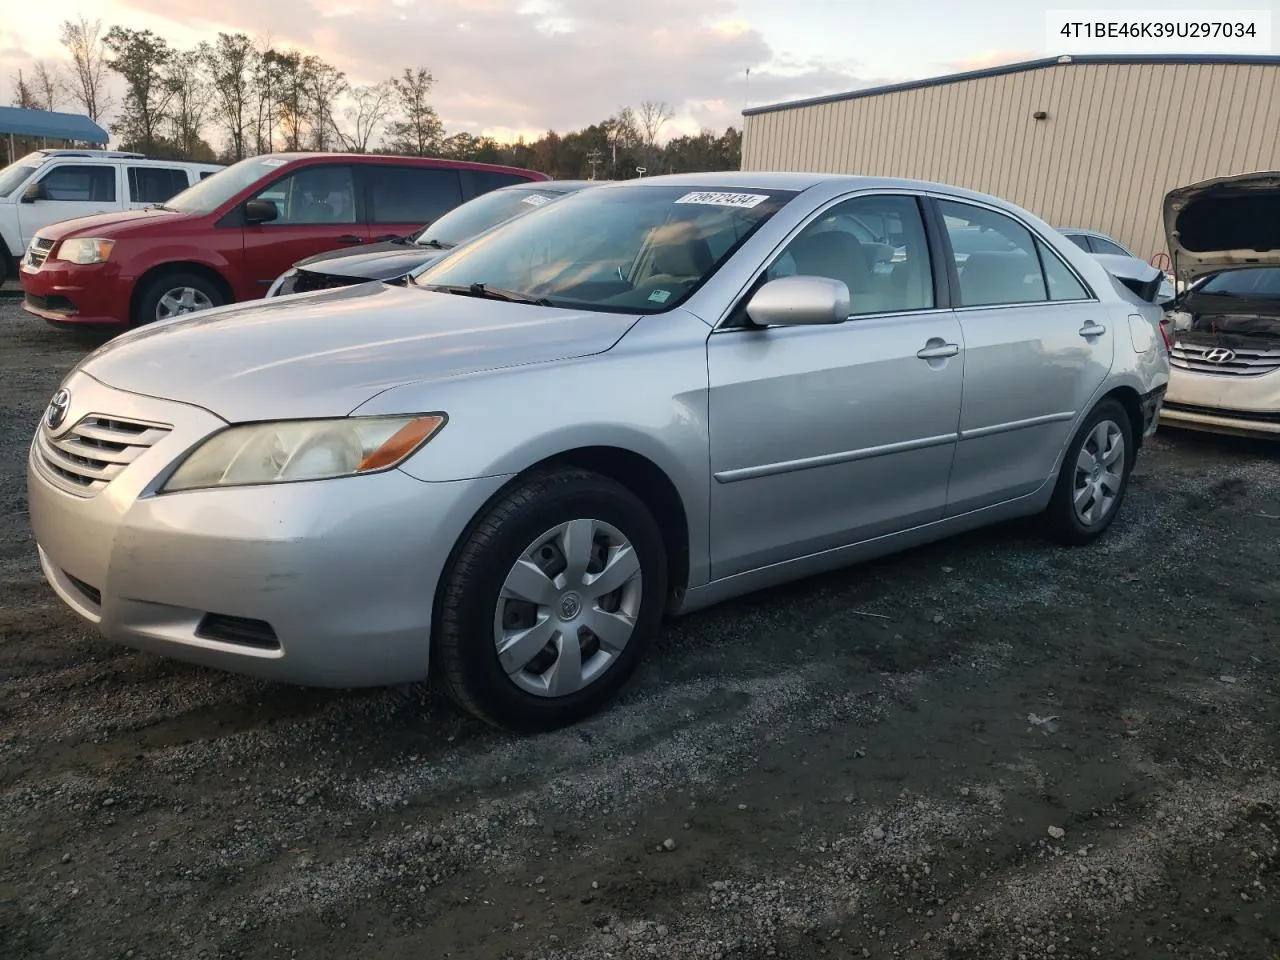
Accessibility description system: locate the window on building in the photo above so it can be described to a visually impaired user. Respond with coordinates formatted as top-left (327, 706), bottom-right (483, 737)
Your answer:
top-left (763, 194), bottom-right (934, 315)
top-left (365, 165), bottom-right (464, 225)
top-left (127, 166), bottom-right (190, 204)
top-left (939, 199), bottom-right (1049, 306)
top-left (38, 165), bottom-right (116, 202)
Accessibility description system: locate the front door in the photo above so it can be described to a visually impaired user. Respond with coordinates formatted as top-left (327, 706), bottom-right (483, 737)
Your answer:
top-left (239, 163), bottom-right (370, 295)
top-left (16, 162), bottom-right (120, 249)
top-left (707, 192), bottom-right (965, 579)
top-left (933, 198), bottom-right (1115, 515)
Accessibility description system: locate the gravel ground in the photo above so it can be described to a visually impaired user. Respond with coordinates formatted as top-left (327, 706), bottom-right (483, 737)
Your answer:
top-left (1, 300), bottom-right (1277, 960)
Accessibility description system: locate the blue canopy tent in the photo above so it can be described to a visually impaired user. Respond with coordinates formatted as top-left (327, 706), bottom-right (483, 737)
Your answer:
top-left (0, 106), bottom-right (109, 164)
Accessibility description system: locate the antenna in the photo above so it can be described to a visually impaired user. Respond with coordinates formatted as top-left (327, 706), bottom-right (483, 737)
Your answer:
top-left (744, 67), bottom-right (751, 111)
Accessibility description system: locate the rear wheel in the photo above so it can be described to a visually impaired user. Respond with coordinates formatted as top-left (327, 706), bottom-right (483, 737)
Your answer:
top-left (0, 246), bottom-right (15, 285)
top-left (134, 271), bottom-right (226, 325)
top-left (434, 468), bottom-right (668, 730)
top-left (1042, 398), bottom-right (1135, 545)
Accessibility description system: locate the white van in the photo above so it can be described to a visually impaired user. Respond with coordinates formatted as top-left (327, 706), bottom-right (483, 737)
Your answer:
top-left (0, 149), bottom-right (224, 281)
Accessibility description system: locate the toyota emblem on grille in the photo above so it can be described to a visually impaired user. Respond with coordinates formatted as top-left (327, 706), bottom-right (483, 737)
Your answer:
top-left (45, 388), bottom-right (71, 430)
top-left (1204, 347), bottom-right (1236, 364)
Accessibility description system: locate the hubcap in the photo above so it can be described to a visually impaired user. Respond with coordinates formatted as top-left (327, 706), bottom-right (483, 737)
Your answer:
top-left (494, 518), bottom-right (643, 699)
top-left (1072, 419), bottom-right (1125, 526)
top-left (156, 286), bottom-right (214, 321)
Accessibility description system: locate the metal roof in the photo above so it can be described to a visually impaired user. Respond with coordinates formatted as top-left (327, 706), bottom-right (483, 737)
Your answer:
top-left (0, 106), bottom-right (109, 144)
top-left (742, 53), bottom-right (1280, 117)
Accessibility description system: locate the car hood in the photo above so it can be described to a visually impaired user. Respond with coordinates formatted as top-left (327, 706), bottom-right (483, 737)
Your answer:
top-left (77, 281), bottom-right (640, 422)
top-left (1163, 170), bottom-right (1280, 283)
top-left (32, 207), bottom-right (191, 240)
top-left (294, 242), bottom-right (447, 281)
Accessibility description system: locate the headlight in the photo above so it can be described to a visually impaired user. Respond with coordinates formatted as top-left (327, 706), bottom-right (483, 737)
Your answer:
top-left (1164, 309), bottom-right (1192, 331)
top-left (161, 415), bottom-right (447, 492)
top-left (266, 267), bottom-right (298, 298)
top-left (54, 238), bottom-right (115, 264)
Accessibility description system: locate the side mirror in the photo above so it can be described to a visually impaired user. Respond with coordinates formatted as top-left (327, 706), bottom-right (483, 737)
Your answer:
top-left (243, 199), bottom-right (279, 224)
top-left (745, 275), bottom-right (851, 327)
top-left (21, 182), bottom-right (45, 204)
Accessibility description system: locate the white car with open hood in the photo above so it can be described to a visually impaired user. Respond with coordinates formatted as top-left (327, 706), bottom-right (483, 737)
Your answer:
top-left (1159, 170), bottom-right (1280, 439)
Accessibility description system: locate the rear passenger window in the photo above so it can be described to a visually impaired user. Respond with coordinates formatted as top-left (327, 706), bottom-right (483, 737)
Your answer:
top-left (128, 167), bottom-right (190, 203)
top-left (939, 200), bottom-right (1047, 306)
top-left (1037, 238), bottom-right (1091, 301)
top-left (470, 170), bottom-right (532, 195)
top-left (765, 194), bottom-right (934, 315)
top-left (38, 165), bottom-right (116, 202)
top-left (365, 166), bottom-right (463, 224)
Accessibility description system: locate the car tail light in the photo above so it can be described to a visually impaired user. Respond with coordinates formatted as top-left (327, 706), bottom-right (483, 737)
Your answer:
top-left (1158, 318), bottom-right (1174, 353)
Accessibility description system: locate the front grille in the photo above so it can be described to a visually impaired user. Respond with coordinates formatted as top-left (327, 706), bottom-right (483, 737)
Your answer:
top-left (1163, 401), bottom-right (1280, 425)
top-left (195, 613), bottom-right (281, 651)
top-left (1171, 341), bottom-right (1280, 377)
top-left (292, 269), bottom-right (361, 294)
top-left (37, 414), bottom-right (171, 497)
top-left (25, 237), bottom-right (54, 269)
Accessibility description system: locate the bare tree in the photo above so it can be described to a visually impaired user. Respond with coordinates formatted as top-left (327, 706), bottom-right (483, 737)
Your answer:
top-left (10, 70), bottom-right (39, 109)
top-left (59, 15), bottom-right (113, 121)
top-left (165, 53), bottom-right (213, 158)
top-left (32, 62), bottom-right (64, 112)
top-left (384, 67), bottom-right (444, 155)
top-left (304, 57), bottom-right (347, 151)
top-left (337, 82), bottom-right (394, 153)
top-left (637, 99), bottom-right (674, 154)
top-left (202, 33), bottom-right (257, 161)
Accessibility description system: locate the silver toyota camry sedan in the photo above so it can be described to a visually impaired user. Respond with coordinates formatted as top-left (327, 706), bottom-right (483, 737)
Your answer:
top-left (27, 172), bottom-right (1171, 730)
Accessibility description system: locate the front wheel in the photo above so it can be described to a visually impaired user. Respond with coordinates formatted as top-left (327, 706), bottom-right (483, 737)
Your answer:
top-left (1042, 398), bottom-right (1135, 545)
top-left (433, 468), bottom-right (668, 730)
top-left (134, 271), bottom-right (226, 326)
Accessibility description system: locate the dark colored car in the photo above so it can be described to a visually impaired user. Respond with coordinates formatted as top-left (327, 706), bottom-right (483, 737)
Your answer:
top-left (266, 179), bottom-right (602, 297)
top-left (19, 152), bottom-right (549, 329)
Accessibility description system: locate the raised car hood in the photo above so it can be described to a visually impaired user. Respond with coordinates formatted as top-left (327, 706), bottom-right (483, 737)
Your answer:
top-left (1163, 170), bottom-right (1280, 282)
top-left (295, 243), bottom-right (446, 281)
top-left (78, 281), bottom-right (639, 422)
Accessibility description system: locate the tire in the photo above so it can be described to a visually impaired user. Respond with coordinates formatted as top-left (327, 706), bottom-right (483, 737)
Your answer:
top-left (0, 247), bottom-right (14, 285)
top-left (134, 271), bottom-right (226, 326)
top-left (1042, 398), bottom-right (1136, 546)
top-left (434, 468), bottom-right (668, 731)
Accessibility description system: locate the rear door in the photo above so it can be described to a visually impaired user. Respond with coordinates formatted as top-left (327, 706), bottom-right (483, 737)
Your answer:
top-left (239, 162), bottom-right (370, 293)
top-left (360, 163), bottom-right (465, 243)
top-left (124, 165), bottom-right (193, 210)
top-left (16, 162), bottom-right (120, 249)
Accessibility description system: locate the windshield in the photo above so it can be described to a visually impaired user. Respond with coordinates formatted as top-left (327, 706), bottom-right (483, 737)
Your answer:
top-left (0, 153), bottom-right (47, 198)
top-left (1197, 267), bottom-right (1280, 299)
top-left (416, 186), bottom-right (575, 247)
top-left (164, 155), bottom-right (291, 214)
top-left (414, 184), bottom-right (795, 313)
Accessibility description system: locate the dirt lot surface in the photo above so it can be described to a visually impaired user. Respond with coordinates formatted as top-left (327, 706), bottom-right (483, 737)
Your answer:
top-left (1, 301), bottom-right (1277, 960)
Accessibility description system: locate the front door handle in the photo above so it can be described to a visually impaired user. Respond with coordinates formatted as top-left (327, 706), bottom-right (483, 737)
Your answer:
top-left (1078, 321), bottom-right (1107, 338)
top-left (335, 234), bottom-right (365, 245)
top-left (917, 342), bottom-right (960, 360)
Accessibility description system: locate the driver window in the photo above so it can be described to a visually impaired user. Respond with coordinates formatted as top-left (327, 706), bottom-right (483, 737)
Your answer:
top-left (252, 165), bottom-right (356, 225)
top-left (764, 194), bottom-right (934, 315)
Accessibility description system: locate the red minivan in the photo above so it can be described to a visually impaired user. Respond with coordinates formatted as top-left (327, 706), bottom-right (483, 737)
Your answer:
top-left (19, 152), bottom-right (549, 329)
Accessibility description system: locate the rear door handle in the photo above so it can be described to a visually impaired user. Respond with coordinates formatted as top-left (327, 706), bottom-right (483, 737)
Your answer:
top-left (335, 234), bottom-right (365, 245)
top-left (1078, 321), bottom-right (1107, 338)
top-left (917, 343), bottom-right (960, 360)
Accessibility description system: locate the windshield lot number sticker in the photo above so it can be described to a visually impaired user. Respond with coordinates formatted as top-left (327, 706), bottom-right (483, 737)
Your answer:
top-left (674, 191), bottom-right (769, 208)
top-left (521, 194), bottom-right (552, 206)
top-left (648, 289), bottom-right (672, 303)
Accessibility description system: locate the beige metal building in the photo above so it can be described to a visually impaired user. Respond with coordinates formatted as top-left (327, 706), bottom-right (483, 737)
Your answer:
top-left (741, 54), bottom-right (1280, 265)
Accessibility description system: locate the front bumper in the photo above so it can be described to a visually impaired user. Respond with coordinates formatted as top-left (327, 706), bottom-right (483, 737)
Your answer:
top-left (27, 371), bottom-right (511, 686)
top-left (20, 259), bottom-right (133, 327)
top-left (1161, 364), bottom-right (1280, 439)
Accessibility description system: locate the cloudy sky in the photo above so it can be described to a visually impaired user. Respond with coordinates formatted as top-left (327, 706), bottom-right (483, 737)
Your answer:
top-left (0, 0), bottom-right (1268, 143)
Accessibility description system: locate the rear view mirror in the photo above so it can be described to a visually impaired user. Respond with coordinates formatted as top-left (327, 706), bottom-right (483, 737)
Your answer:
top-left (21, 182), bottom-right (44, 204)
top-left (745, 275), bottom-right (851, 327)
top-left (243, 199), bottom-right (279, 224)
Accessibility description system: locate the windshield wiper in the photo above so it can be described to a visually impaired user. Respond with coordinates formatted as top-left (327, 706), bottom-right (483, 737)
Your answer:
top-left (425, 282), bottom-right (553, 306)
top-left (415, 238), bottom-right (453, 250)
